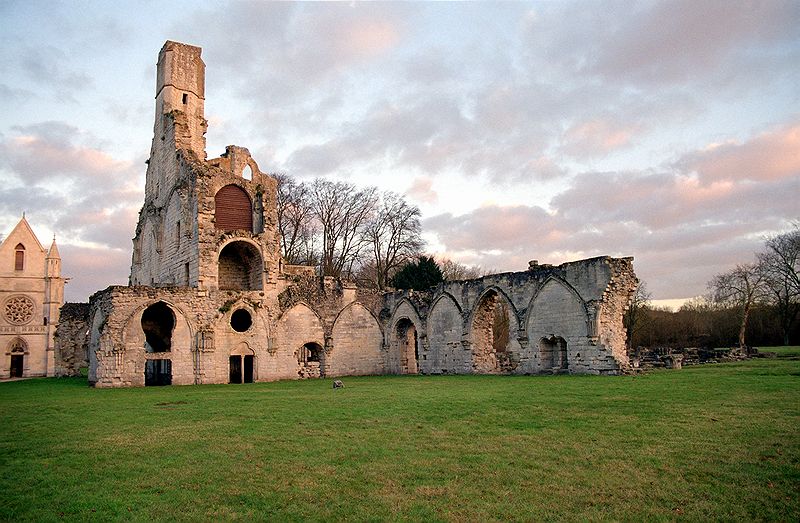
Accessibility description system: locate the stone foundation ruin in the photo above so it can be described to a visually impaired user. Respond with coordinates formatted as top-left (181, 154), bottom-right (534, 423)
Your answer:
top-left (85, 41), bottom-right (638, 387)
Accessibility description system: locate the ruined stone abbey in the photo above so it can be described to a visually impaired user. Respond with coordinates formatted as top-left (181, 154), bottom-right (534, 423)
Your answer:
top-left (86, 41), bottom-right (638, 387)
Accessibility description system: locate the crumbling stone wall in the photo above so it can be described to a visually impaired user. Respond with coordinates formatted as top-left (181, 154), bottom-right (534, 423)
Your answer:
top-left (383, 257), bottom-right (638, 376)
top-left (54, 302), bottom-right (89, 376)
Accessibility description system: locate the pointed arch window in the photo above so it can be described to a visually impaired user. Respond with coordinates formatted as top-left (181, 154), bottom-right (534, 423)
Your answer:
top-left (14, 244), bottom-right (25, 271)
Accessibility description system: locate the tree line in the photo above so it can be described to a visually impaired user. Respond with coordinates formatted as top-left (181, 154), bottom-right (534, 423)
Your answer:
top-left (275, 174), bottom-right (485, 290)
top-left (626, 224), bottom-right (800, 349)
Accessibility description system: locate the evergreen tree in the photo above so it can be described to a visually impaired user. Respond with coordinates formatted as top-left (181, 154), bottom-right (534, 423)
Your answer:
top-left (392, 256), bottom-right (444, 291)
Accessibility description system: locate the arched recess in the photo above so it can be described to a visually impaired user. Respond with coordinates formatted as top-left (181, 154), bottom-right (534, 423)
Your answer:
top-left (298, 342), bottom-right (324, 379)
top-left (526, 278), bottom-right (588, 373)
top-left (387, 298), bottom-right (423, 374)
top-left (393, 318), bottom-right (419, 375)
top-left (218, 240), bottom-right (263, 290)
top-left (215, 184), bottom-right (252, 232)
top-left (330, 302), bottom-right (383, 377)
top-left (427, 293), bottom-right (465, 374)
top-left (469, 288), bottom-right (521, 373)
top-left (275, 302), bottom-right (326, 380)
top-left (123, 300), bottom-right (193, 386)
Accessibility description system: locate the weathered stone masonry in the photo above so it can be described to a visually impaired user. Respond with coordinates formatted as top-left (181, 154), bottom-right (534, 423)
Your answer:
top-left (85, 41), bottom-right (638, 387)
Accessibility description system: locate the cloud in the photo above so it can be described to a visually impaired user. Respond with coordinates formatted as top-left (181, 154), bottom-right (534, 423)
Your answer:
top-left (424, 121), bottom-right (800, 299)
top-left (406, 177), bottom-right (438, 205)
top-left (560, 118), bottom-right (639, 159)
top-left (0, 122), bottom-right (142, 255)
top-left (675, 123), bottom-right (800, 183)
top-left (585, 0), bottom-right (799, 85)
top-left (59, 244), bottom-right (130, 303)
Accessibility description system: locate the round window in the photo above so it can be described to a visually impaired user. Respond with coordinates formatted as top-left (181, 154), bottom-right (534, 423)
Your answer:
top-left (230, 309), bottom-right (252, 332)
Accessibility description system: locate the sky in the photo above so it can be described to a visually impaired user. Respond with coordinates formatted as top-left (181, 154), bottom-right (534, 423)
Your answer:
top-left (0, 0), bottom-right (798, 305)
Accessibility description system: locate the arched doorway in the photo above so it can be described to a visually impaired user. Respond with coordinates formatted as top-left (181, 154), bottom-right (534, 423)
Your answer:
top-left (218, 241), bottom-right (263, 291)
top-left (539, 336), bottom-right (568, 372)
top-left (395, 318), bottom-right (419, 374)
top-left (141, 302), bottom-right (175, 386)
top-left (471, 290), bottom-right (514, 372)
top-left (229, 343), bottom-right (255, 384)
top-left (9, 338), bottom-right (26, 377)
top-left (298, 342), bottom-right (324, 378)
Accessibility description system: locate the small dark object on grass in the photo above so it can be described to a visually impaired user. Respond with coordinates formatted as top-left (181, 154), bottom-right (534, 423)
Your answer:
top-left (333, 380), bottom-right (344, 389)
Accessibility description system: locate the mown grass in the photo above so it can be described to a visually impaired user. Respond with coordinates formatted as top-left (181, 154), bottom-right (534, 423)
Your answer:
top-left (1, 357), bottom-right (798, 522)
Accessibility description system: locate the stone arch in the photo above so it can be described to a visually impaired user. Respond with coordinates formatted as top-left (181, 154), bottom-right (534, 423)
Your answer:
top-left (428, 293), bottom-right (466, 374)
top-left (215, 184), bottom-right (252, 232)
top-left (123, 300), bottom-right (193, 386)
top-left (217, 240), bottom-right (263, 290)
top-left (329, 302), bottom-right (383, 377)
top-left (526, 278), bottom-right (589, 373)
top-left (469, 287), bottom-right (521, 374)
top-left (275, 302), bottom-right (326, 380)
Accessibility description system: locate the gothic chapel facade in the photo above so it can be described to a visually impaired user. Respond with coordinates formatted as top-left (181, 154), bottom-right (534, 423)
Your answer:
top-left (87, 42), bottom-right (638, 387)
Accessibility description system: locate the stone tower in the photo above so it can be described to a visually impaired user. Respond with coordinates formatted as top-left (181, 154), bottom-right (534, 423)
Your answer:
top-left (129, 41), bottom-right (281, 291)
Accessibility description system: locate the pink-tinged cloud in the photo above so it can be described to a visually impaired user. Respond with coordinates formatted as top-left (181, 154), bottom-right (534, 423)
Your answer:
top-left (676, 123), bottom-right (800, 182)
top-left (561, 119), bottom-right (638, 159)
top-left (59, 244), bottom-right (130, 303)
top-left (406, 177), bottom-right (438, 204)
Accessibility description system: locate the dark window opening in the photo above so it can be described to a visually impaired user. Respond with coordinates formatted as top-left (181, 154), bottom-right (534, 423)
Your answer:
top-left (182, 93), bottom-right (188, 104)
top-left (141, 302), bottom-right (176, 352)
top-left (14, 243), bottom-right (25, 271)
top-left (43, 317), bottom-right (48, 326)
top-left (230, 309), bottom-right (252, 332)
top-left (184, 263), bottom-right (190, 285)
top-left (145, 359), bottom-right (172, 386)
top-left (303, 342), bottom-right (323, 362)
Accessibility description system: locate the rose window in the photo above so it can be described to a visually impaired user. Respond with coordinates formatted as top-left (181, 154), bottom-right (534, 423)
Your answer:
top-left (4, 296), bottom-right (35, 325)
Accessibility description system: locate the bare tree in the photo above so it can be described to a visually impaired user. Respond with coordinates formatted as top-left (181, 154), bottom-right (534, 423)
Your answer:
top-left (759, 225), bottom-right (800, 345)
top-left (708, 263), bottom-right (767, 349)
top-left (438, 257), bottom-right (487, 281)
top-left (363, 192), bottom-right (423, 290)
top-left (624, 281), bottom-right (652, 350)
top-left (310, 179), bottom-right (377, 278)
top-left (274, 173), bottom-right (317, 265)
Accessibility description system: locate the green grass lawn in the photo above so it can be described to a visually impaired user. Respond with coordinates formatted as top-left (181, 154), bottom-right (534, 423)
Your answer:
top-left (2, 358), bottom-right (798, 522)
top-left (760, 345), bottom-right (800, 358)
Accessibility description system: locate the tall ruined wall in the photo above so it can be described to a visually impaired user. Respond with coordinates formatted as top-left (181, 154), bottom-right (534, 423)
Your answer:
top-left (382, 256), bottom-right (638, 376)
top-left (54, 302), bottom-right (89, 376)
